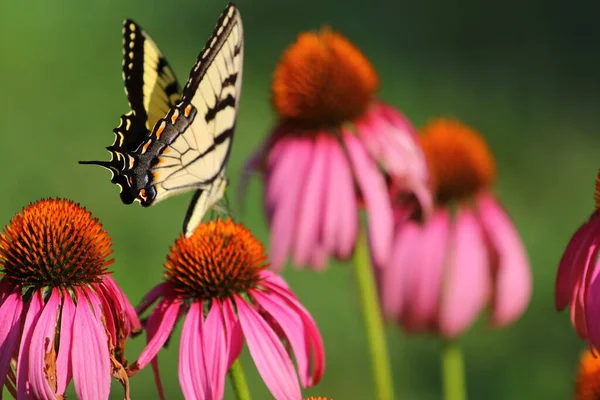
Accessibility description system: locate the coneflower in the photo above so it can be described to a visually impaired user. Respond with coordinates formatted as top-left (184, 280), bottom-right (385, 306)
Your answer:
top-left (0, 198), bottom-right (140, 400)
top-left (129, 218), bottom-right (324, 400)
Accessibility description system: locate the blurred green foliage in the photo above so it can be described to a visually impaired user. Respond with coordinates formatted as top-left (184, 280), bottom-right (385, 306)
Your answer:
top-left (1, 0), bottom-right (599, 398)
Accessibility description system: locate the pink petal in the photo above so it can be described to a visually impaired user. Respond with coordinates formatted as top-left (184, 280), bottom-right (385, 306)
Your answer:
top-left (235, 295), bottom-right (301, 400)
top-left (401, 210), bottom-right (450, 331)
top-left (323, 135), bottom-right (359, 259)
top-left (56, 291), bottom-right (74, 395)
top-left (253, 282), bottom-right (325, 387)
top-left (556, 216), bottom-right (600, 310)
top-left (103, 276), bottom-right (141, 332)
top-left (71, 290), bottom-right (111, 400)
top-left (585, 256), bottom-right (600, 348)
top-left (17, 290), bottom-right (44, 399)
top-left (28, 288), bottom-right (61, 399)
top-left (343, 131), bottom-right (394, 268)
top-left (136, 297), bottom-right (181, 370)
top-left (476, 193), bottom-right (532, 326)
top-left (267, 138), bottom-right (314, 271)
top-left (136, 282), bottom-right (169, 315)
top-left (203, 301), bottom-right (228, 399)
top-left (0, 290), bottom-right (24, 394)
top-left (222, 299), bottom-right (243, 369)
top-left (380, 221), bottom-right (420, 320)
top-left (294, 134), bottom-right (329, 268)
top-left (179, 302), bottom-right (210, 400)
top-left (438, 207), bottom-right (490, 338)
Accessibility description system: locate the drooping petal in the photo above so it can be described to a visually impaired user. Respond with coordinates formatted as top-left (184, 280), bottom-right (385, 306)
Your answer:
top-left (438, 207), bottom-right (490, 338)
top-left (380, 222), bottom-right (419, 319)
top-left (400, 210), bottom-right (450, 332)
top-left (103, 276), bottom-right (142, 332)
top-left (476, 193), bottom-right (531, 326)
top-left (323, 134), bottom-right (359, 259)
top-left (267, 138), bottom-right (314, 270)
top-left (584, 256), bottom-right (600, 349)
top-left (556, 215), bottom-right (600, 311)
top-left (28, 288), bottom-right (61, 399)
top-left (17, 290), bottom-right (44, 399)
top-left (135, 297), bottom-right (182, 371)
top-left (253, 283), bottom-right (325, 387)
top-left (56, 290), bottom-right (75, 395)
top-left (179, 301), bottom-right (209, 400)
top-left (135, 282), bottom-right (169, 315)
top-left (222, 298), bottom-right (243, 369)
top-left (294, 133), bottom-right (330, 268)
top-left (203, 301), bottom-right (228, 399)
top-left (343, 131), bottom-right (394, 268)
top-left (235, 295), bottom-right (302, 400)
top-left (0, 290), bottom-right (24, 395)
top-left (71, 289), bottom-right (111, 400)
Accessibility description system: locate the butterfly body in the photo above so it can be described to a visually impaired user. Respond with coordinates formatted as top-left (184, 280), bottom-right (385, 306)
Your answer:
top-left (81, 3), bottom-right (243, 237)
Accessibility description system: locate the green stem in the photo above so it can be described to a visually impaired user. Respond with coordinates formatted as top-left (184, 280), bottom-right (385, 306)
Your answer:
top-left (353, 232), bottom-right (395, 400)
top-left (228, 359), bottom-right (252, 400)
top-left (441, 341), bottom-right (466, 400)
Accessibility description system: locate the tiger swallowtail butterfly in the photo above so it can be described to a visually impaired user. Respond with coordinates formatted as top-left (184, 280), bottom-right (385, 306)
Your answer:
top-left (80, 3), bottom-right (243, 238)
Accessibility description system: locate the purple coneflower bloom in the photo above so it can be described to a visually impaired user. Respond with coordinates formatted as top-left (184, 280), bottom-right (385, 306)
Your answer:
top-left (0, 198), bottom-right (140, 399)
top-left (380, 118), bottom-right (531, 338)
top-left (555, 170), bottom-right (600, 348)
top-left (242, 28), bottom-right (431, 271)
top-left (130, 218), bottom-right (324, 400)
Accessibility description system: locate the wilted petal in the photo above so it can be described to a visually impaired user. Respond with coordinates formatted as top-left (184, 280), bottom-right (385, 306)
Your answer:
top-left (235, 295), bottom-right (301, 400)
top-left (343, 131), bottom-right (393, 268)
top-left (28, 288), bottom-right (61, 399)
top-left (476, 193), bottom-right (531, 326)
top-left (438, 208), bottom-right (489, 338)
top-left (71, 290), bottom-right (111, 400)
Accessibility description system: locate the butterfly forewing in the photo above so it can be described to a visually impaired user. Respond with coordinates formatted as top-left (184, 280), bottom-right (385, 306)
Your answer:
top-left (80, 3), bottom-right (244, 237)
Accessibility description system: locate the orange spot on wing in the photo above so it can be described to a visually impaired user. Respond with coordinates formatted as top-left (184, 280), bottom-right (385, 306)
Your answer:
top-left (184, 105), bottom-right (192, 117)
top-left (142, 141), bottom-right (152, 153)
top-left (171, 113), bottom-right (179, 124)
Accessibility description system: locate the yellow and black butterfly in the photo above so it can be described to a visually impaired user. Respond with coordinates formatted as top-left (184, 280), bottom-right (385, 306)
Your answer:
top-left (80, 3), bottom-right (244, 237)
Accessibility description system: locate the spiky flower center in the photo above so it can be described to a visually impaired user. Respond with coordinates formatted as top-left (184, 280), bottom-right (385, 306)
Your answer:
top-left (420, 118), bottom-right (496, 204)
top-left (272, 27), bottom-right (379, 128)
top-left (575, 349), bottom-right (600, 400)
top-left (0, 199), bottom-right (113, 288)
top-left (164, 218), bottom-right (268, 300)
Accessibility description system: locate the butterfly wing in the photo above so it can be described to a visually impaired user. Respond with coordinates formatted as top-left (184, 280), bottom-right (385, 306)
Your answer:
top-left (125, 3), bottom-right (244, 235)
top-left (80, 19), bottom-right (182, 203)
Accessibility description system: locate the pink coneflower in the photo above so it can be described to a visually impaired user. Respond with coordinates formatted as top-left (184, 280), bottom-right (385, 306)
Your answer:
top-left (130, 218), bottom-right (324, 400)
top-left (380, 118), bottom-right (532, 338)
top-left (242, 27), bottom-right (431, 271)
top-left (555, 170), bottom-right (600, 348)
top-left (0, 198), bottom-right (141, 399)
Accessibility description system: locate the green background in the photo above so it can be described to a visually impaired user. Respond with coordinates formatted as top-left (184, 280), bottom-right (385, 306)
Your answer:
top-left (1, 0), bottom-right (599, 398)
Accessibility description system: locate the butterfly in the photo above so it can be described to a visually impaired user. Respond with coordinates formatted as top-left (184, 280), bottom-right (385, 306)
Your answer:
top-left (80, 3), bottom-right (244, 237)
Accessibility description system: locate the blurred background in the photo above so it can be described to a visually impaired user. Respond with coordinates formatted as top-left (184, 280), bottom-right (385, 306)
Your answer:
top-left (1, 0), bottom-right (599, 398)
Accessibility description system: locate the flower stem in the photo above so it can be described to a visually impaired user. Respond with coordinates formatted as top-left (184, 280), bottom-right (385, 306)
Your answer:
top-left (228, 359), bottom-right (252, 400)
top-left (441, 341), bottom-right (466, 400)
top-left (353, 232), bottom-right (395, 400)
